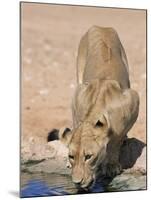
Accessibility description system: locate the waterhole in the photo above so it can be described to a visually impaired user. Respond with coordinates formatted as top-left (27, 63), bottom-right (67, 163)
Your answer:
top-left (20, 171), bottom-right (146, 197)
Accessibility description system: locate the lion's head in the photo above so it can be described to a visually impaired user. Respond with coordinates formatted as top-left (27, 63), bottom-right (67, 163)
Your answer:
top-left (61, 118), bottom-right (109, 189)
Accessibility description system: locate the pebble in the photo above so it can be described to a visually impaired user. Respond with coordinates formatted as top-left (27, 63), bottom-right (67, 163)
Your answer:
top-left (70, 83), bottom-right (75, 89)
top-left (39, 89), bottom-right (49, 95)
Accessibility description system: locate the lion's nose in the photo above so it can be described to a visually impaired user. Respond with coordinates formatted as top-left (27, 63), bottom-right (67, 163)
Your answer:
top-left (72, 177), bottom-right (83, 186)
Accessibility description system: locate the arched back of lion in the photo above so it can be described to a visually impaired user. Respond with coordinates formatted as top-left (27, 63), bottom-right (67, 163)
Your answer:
top-left (76, 26), bottom-right (129, 87)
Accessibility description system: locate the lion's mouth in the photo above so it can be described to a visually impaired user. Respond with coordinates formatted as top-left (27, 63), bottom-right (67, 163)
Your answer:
top-left (77, 179), bottom-right (94, 190)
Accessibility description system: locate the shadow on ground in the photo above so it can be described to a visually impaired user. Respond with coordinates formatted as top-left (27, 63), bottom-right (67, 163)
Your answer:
top-left (119, 137), bottom-right (146, 169)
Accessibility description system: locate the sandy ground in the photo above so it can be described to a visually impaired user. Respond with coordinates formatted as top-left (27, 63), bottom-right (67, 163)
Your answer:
top-left (21, 3), bottom-right (146, 147)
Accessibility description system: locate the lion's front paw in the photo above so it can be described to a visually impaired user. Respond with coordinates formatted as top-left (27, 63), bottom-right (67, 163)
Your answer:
top-left (100, 163), bottom-right (122, 177)
top-left (106, 163), bottom-right (122, 177)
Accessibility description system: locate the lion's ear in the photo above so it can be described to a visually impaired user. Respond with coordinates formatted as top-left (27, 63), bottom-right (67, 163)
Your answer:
top-left (47, 127), bottom-right (72, 146)
top-left (59, 127), bottom-right (72, 146)
top-left (106, 87), bottom-right (139, 137)
top-left (94, 114), bottom-right (108, 129)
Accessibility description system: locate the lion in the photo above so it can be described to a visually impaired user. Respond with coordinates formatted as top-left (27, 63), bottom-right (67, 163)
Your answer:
top-left (49, 26), bottom-right (139, 189)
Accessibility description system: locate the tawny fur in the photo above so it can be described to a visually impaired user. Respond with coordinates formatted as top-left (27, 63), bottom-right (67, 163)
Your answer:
top-left (59, 26), bottom-right (139, 188)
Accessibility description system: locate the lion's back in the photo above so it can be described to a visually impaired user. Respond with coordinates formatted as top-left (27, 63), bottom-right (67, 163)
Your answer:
top-left (77, 26), bottom-right (130, 89)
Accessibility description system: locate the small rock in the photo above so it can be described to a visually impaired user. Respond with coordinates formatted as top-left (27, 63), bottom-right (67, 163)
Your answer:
top-left (70, 84), bottom-right (75, 89)
top-left (39, 89), bottom-right (49, 95)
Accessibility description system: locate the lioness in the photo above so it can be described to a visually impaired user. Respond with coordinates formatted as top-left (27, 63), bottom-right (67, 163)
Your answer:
top-left (50, 26), bottom-right (139, 189)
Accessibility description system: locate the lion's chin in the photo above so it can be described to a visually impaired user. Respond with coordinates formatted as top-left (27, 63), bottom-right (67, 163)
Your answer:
top-left (79, 179), bottom-right (94, 190)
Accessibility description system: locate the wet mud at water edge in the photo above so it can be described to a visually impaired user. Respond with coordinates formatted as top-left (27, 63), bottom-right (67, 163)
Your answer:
top-left (20, 172), bottom-right (146, 197)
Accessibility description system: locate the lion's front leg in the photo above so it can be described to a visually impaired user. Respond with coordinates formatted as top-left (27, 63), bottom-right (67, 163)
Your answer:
top-left (100, 140), bottom-right (123, 177)
top-left (99, 160), bottom-right (122, 178)
top-left (105, 162), bottom-right (122, 177)
top-left (97, 157), bottom-right (122, 178)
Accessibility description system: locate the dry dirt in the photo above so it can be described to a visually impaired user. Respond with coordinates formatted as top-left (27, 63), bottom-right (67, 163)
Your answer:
top-left (21, 3), bottom-right (146, 147)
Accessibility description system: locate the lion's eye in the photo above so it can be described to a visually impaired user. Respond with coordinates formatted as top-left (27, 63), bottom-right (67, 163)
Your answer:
top-left (85, 154), bottom-right (93, 161)
top-left (95, 120), bottom-right (104, 128)
top-left (69, 155), bottom-right (74, 160)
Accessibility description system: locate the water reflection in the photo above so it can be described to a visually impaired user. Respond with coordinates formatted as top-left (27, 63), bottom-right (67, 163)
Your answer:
top-left (20, 172), bottom-right (146, 197)
top-left (20, 172), bottom-right (105, 197)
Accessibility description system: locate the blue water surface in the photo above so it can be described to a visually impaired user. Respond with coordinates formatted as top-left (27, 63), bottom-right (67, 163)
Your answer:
top-left (20, 172), bottom-right (105, 198)
top-left (21, 180), bottom-right (69, 197)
